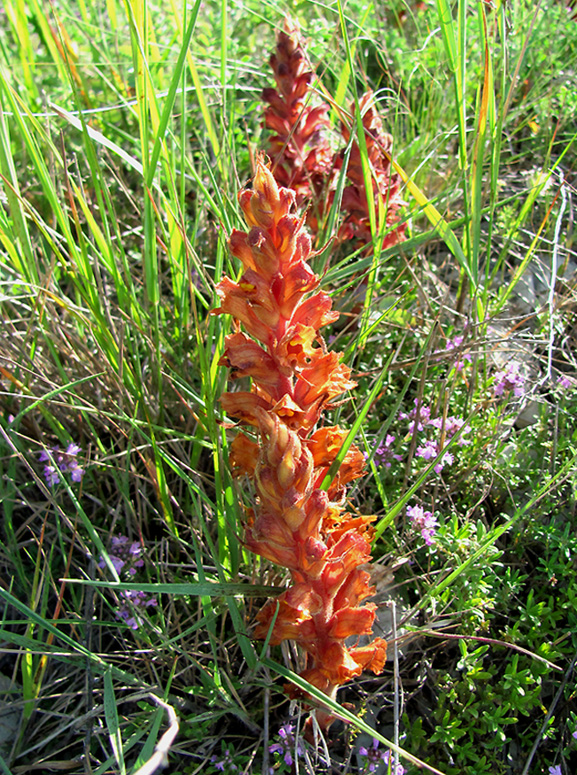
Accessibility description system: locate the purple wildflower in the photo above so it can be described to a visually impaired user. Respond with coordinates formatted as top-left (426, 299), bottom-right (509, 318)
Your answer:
top-left (446, 335), bottom-right (472, 371)
top-left (453, 357), bottom-right (469, 372)
top-left (433, 334), bottom-right (472, 372)
top-left (358, 739), bottom-right (388, 773)
top-left (549, 766), bottom-right (562, 775)
top-left (445, 416), bottom-right (471, 444)
top-left (39, 443), bottom-right (85, 486)
top-left (416, 439), bottom-right (438, 461)
top-left (116, 589), bottom-right (157, 630)
top-left (428, 415), bottom-right (471, 445)
top-left (210, 749), bottom-right (238, 772)
top-left (403, 402), bottom-right (466, 475)
top-left (415, 439), bottom-right (452, 473)
top-left (446, 335), bottom-right (465, 351)
top-left (400, 399), bottom-right (432, 433)
top-left (407, 504), bottom-right (438, 546)
top-left (269, 723), bottom-right (304, 767)
top-left (557, 374), bottom-right (574, 390)
top-left (98, 535), bottom-right (145, 576)
top-left (572, 728), bottom-right (577, 740)
top-left (110, 554), bottom-right (126, 574)
top-left (383, 750), bottom-right (407, 775)
top-left (65, 444), bottom-right (85, 481)
top-left (99, 536), bottom-right (155, 628)
top-left (43, 464), bottom-right (61, 487)
top-left (373, 435), bottom-right (403, 468)
top-left (434, 451), bottom-right (453, 474)
top-left (494, 362), bottom-right (525, 398)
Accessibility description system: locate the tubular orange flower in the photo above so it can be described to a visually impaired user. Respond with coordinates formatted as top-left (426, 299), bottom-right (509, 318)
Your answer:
top-left (212, 157), bottom-right (386, 723)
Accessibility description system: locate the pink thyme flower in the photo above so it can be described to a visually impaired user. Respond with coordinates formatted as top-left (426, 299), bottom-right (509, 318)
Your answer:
top-left (400, 399), bottom-right (431, 433)
top-left (494, 362), bottom-right (525, 397)
top-left (98, 535), bottom-right (145, 576)
top-left (416, 438), bottom-right (454, 472)
top-left (39, 443), bottom-right (85, 485)
top-left (358, 738), bottom-right (388, 773)
top-left (557, 374), bottom-right (575, 390)
top-left (416, 439), bottom-right (438, 461)
top-left (444, 335), bottom-right (472, 371)
top-left (210, 748), bottom-right (238, 772)
top-left (383, 750), bottom-right (407, 775)
top-left (368, 434), bottom-right (403, 468)
top-left (269, 724), bottom-right (304, 767)
top-left (115, 589), bottom-right (157, 630)
top-left (407, 504), bottom-right (438, 545)
top-left (434, 451), bottom-right (453, 474)
top-left (441, 416), bottom-right (471, 444)
top-left (446, 335), bottom-right (465, 350)
top-left (98, 535), bottom-right (155, 629)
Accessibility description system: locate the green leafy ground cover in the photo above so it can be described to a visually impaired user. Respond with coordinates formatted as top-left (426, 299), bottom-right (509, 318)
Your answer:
top-left (0, 0), bottom-right (576, 773)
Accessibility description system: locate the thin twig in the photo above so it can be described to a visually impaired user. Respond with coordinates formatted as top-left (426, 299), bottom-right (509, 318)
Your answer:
top-left (420, 630), bottom-right (562, 672)
top-left (547, 171), bottom-right (568, 381)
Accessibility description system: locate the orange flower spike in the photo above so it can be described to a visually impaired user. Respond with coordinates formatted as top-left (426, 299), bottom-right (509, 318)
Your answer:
top-left (276, 324), bottom-right (318, 370)
top-left (269, 394), bottom-right (307, 428)
top-left (291, 292), bottom-right (339, 330)
top-left (213, 155), bottom-right (386, 722)
top-left (254, 411), bottom-right (313, 531)
top-left (262, 18), bottom-right (332, 204)
top-left (295, 354), bottom-right (357, 408)
top-left (349, 638), bottom-right (388, 674)
top-left (228, 229), bottom-right (257, 272)
top-left (328, 604), bottom-right (377, 639)
top-left (339, 91), bottom-right (406, 250)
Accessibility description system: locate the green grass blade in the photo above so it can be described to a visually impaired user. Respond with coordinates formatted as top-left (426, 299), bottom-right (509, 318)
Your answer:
top-left (384, 149), bottom-right (473, 283)
top-left (330, 2), bottom-right (374, 117)
top-left (68, 580), bottom-right (282, 596)
top-left (469, 4), bottom-right (494, 294)
top-left (168, 0), bottom-right (219, 158)
top-left (104, 667), bottom-right (126, 775)
top-left (0, 83), bottom-right (36, 282)
top-left (146, 0), bottom-right (202, 186)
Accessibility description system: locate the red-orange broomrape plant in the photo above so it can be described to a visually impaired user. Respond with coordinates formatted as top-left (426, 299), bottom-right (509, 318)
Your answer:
top-left (262, 18), bottom-right (333, 207)
top-left (337, 91), bottom-right (406, 251)
top-left (263, 22), bottom-right (406, 253)
top-left (212, 157), bottom-right (386, 722)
